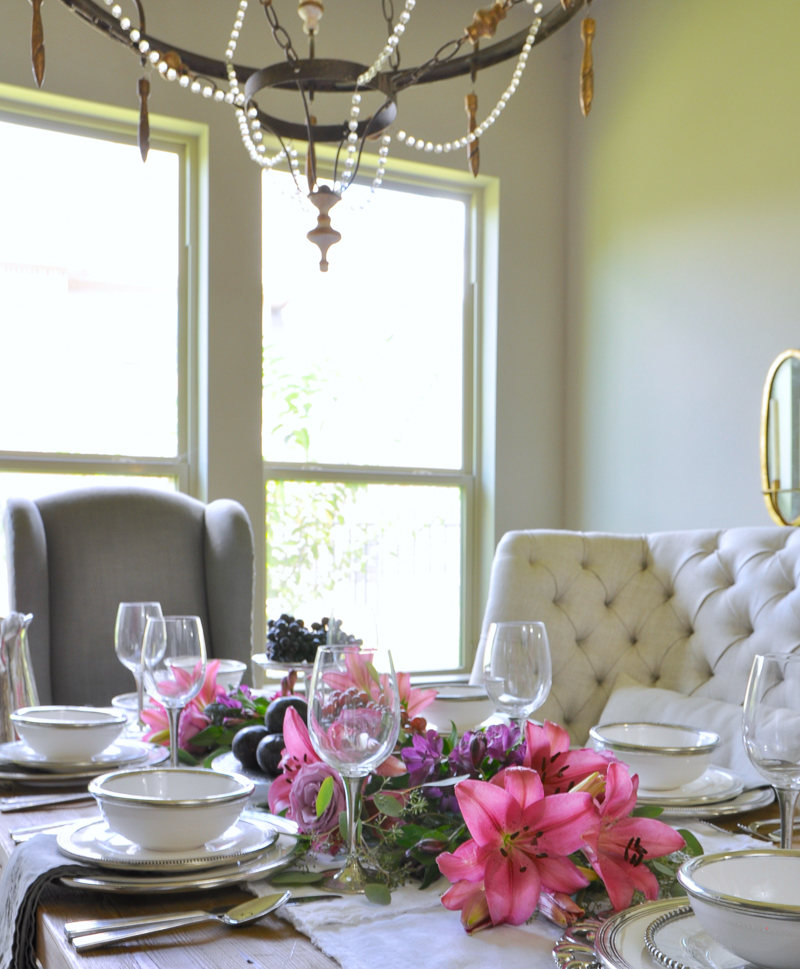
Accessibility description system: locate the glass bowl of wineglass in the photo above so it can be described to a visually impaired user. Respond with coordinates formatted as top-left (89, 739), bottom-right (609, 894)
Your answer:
top-left (142, 616), bottom-right (207, 768)
top-left (483, 621), bottom-right (552, 732)
top-left (115, 602), bottom-right (163, 732)
top-left (743, 652), bottom-right (800, 848)
top-left (307, 645), bottom-right (400, 893)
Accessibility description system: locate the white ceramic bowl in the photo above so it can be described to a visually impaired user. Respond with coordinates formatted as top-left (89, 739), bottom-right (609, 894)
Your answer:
top-left (588, 721), bottom-right (719, 790)
top-left (167, 657), bottom-right (247, 690)
top-left (423, 684), bottom-right (494, 735)
top-left (678, 850), bottom-right (800, 969)
top-left (89, 767), bottom-right (255, 851)
top-left (10, 706), bottom-right (127, 762)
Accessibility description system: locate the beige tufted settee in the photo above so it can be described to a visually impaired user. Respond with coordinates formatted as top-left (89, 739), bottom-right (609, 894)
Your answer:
top-left (471, 527), bottom-right (800, 747)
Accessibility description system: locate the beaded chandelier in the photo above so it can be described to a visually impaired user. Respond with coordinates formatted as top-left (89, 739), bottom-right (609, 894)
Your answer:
top-left (27, 0), bottom-right (597, 270)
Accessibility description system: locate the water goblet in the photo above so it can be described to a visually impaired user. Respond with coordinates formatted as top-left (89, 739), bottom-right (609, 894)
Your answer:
top-left (142, 616), bottom-right (207, 767)
top-left (307, 645), bottom-right (401, 893)
top-left (743, 652), bottom-right (800, 849)
top-left (483, 621), bottom-right (552, 732)
top-left (114, 602), bottom-right (163, 732)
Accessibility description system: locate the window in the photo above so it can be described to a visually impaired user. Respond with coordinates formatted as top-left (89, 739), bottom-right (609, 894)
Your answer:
top-left (263, 161), bottom-right (482, 673)
top-left (0, 88), bottom-right (203, 614)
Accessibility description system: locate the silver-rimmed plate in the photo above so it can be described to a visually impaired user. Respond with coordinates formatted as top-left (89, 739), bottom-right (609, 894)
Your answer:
top-left (636, 768), bottom-right (744, 807)
top-left (0, 742), bottom-right (168, 788)
top-left (58, 816), bottom-right (278, 871)
top-left (554, 898), bottom-right (680, 969)
top-left (657, 786), bottom-right (774, 819)
top-left (645, 903), bottom-right (750, 969)
top-left (0, 739), bottom-right (151, 774)
top-left (60, 814), bottom-right (298, 894)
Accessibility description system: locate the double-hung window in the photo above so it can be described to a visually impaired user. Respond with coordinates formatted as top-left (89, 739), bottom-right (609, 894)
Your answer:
top-left (263, 158), bottom-right (483, 674)
top-left (0, 85), bottom-right (202, 614)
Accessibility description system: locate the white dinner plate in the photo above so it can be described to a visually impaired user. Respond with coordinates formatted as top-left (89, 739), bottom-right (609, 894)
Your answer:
top-left (60, 814), bottom-right (299, 893)
top-left (645, 903), bottom-right (751, 968)
top-left (636, 767), bottom-right (744, 807)
top-left (657, 785), bottom-right (774, 819)
top-left (0, 738), bottom-right (151, 774)
top-left (0, 741), bottom-right (167, 787)
top-left (57, 815), bottom-right (278, 871)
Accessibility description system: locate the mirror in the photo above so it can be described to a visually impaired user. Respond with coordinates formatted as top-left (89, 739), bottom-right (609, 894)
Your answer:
top-left (762, 349), bottom-right (800, 525)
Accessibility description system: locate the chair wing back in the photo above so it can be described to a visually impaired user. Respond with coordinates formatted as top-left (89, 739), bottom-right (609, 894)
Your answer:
top-left (5, 487), bottom-right (254, 706)
top-left (474, 527), bottom-right (800, 745)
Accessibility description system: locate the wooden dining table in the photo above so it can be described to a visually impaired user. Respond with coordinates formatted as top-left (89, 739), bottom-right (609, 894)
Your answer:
top-left (0, 785), bottom-right (781, 969)
top-left (0, 797), bottom-right (339, 969)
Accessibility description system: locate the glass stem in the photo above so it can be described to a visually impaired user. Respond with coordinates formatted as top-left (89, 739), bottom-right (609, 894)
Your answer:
top-left (133, 669), bottom-right (144, 728)
top-left (166, 706), bottom-right (182, 768)
top-left (342, 774), bottom-right (363, 867)
top-left (776, 787), bottom-right (799, 849)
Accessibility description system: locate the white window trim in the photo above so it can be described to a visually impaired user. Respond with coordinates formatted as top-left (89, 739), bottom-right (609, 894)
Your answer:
top-left (0, 82), bottom-right (208, 496)
top-left (262, 149), bottom-right (499, 676)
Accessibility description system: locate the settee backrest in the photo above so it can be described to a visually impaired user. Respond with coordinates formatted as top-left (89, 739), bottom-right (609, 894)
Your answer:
top-left (473, 527), bottom-right (800, 745)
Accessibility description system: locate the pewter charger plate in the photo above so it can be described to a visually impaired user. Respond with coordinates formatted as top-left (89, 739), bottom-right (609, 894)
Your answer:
top-left (60, 815), bottom-right (299, 894)
top-left (0, 742), bottom-right (168, 788)
top-left (645, 904), bottom-right (751, 969)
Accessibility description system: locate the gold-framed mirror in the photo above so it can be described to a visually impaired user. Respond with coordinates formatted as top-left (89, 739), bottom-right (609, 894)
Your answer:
top-left (761, 349), bottom-right (800, 526)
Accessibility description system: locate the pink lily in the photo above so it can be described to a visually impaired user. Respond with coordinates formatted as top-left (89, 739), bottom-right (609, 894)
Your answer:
top-left (522, 720), bottom-right (615, 795)
top-left (437, 766), bottom-right (596, 927)
top-left (395, 672), bottom-right (437, 720)
top-left (142, 659), bottom-right (223, 746)
top-left (268, 706), bottom-right (321, 815)
top-left (440, 879), bottom-right (492, 935)
top-left (581, 761), bottom-right (685, 910)
top-left (538, 890), bottom-right (585, 928)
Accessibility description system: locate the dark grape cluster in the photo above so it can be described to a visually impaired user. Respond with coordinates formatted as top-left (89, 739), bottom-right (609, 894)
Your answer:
top-left (265, 614), bottom-right (331, 663)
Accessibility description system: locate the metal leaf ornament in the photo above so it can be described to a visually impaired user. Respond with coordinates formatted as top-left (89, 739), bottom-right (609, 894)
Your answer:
top-left (30, 0), bottom-right (45, 88)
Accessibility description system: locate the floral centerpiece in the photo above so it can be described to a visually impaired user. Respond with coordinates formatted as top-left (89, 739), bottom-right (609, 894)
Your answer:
top-left (144, 657), bottom-right (696, 933)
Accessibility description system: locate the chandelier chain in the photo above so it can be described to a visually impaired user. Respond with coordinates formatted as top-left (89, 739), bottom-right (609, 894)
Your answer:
top-left (260, 0), bottom-right (300, 66)
top-left (381, 0), bottom-right (401, 72)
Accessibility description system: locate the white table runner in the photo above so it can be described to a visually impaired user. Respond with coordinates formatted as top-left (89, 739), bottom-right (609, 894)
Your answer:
top-left (249, 821), bottom-right (763, 969)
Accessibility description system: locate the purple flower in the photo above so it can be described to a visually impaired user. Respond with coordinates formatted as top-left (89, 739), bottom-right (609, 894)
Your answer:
top-left (401, 729), bottom-right (444, 785)
top-left (288, 761), bottom-right (346, 835)
top-left (449, 731), bottom-right (487, 778)
top-left (484, 724), bottom-right (522, 762)
top-left (218, 692), bottom-right (244, 710)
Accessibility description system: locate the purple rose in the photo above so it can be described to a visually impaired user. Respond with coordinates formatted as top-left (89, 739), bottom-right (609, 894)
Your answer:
top-left (288, 761), bottom-right (346, 835)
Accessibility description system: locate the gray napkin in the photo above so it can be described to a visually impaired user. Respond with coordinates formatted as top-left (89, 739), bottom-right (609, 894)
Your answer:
top-left (0, 833), bottom-right (97, 969)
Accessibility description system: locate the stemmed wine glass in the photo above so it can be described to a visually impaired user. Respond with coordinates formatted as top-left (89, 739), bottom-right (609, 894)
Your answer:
top-left (743, 652), bottom-right (800, 849)
top-left (142, 616), bottom-right (207, 768)
top-left (115, 602), bottom-right (163, 732)
top-left (483, 621), bottom-right (552, 732)
top-left (307, 645), bottom-right (400, 893)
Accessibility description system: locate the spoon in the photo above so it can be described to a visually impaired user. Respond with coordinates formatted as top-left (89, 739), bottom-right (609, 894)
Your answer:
top-left (67, 891), bottom-right (317, 950)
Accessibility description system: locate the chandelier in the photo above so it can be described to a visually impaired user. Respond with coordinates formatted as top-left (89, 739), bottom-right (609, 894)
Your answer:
top-left (27, 0), bottom-right (597, 269)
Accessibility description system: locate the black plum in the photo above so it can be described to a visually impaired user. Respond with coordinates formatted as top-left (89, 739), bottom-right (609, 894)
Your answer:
top-left (231, 724), bottom-right (271, 770)
top-left (265, 695), bottom-right (308, 734)
top-left (256, 733), bottom-right (285, 776)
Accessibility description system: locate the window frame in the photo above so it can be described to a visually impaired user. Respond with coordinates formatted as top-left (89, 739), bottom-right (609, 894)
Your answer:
top-left (0, 82), bottom-right (207, 495)
top-left (262, 148), bottom-right (497, 676)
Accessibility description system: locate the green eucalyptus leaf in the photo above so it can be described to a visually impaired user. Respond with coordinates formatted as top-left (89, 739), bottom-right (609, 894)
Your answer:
top-left (316, 775), bottom-right (334, 817)
top-left (270, 870), bottom-right (327, 886)
top-left (419, 864), bottom-right (443, 890)
top-left (364, 883), bottom-right (392, 906)
top-left (677, 829), bottom-right (704, 857)
top-left (339, 810), bottom-right (348, 841)
top-left (373, 793), bottom-right (403, 817)
top-left (651, 860), bottom-right (675, 876)
top-left (203, 747), bottom-right (230, 769)
top-left (631, 805), bottom-right (664, 818)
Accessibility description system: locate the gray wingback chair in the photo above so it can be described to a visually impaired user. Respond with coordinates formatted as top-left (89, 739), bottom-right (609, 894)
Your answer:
top-left (4, 487), bottom-right (255, 706)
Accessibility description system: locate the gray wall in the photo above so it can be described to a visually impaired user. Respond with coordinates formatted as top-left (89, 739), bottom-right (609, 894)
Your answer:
top-left (564, 0), bottom-right (800, 533)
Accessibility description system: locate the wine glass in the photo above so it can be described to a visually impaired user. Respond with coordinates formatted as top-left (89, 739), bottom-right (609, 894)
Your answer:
top-left (114, 602), bottom-right (163, 732)
top-left (142, 616), bottom-right (207, 767)
top-left (743, 652), bottom-right (800, 848)
top-left (307, 645), bottom-right (401, 893)
top-left (483, 621), bottom-right (552, 732)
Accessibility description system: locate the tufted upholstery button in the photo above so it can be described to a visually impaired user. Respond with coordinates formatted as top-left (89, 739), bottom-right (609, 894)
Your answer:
top-left (630, 636), bottom-right (638, 646)
top-left (604, 598), bottom-right (612, 608)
